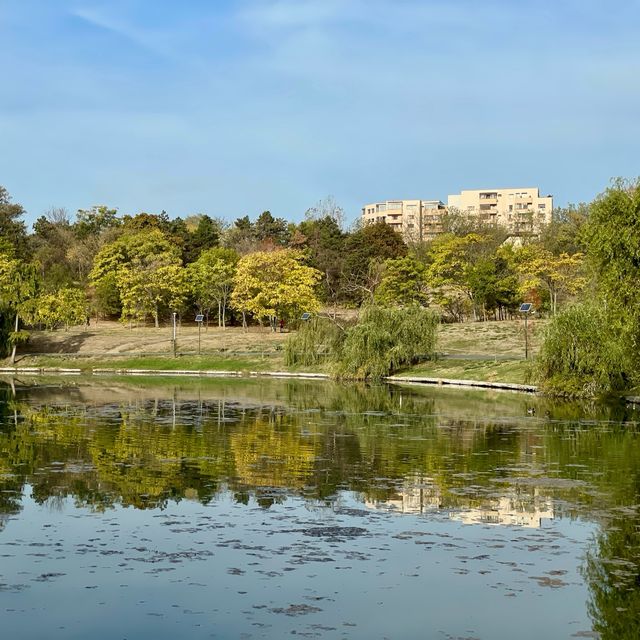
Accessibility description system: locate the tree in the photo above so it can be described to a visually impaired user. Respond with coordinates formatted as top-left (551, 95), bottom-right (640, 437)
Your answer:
top-left (0, 253), bottom-right (39, 361)
top-left (539, 203), bottom-right (589, 255)
top-left (512, 244), bottom-right (586, 314)
top-left (303, 195), bottom-right (345, 229)
top-left (582, 178), bottom-right (640, 313)
top-left (28, 288), bottom-right (88, 330)
top-left (74, 205), bottom-right (120, 239)
top-left (0, 186), bottom-right (28, 258)
top-left (535, 179), bottom-right (640, 396)
top-left (342, 222), bottom-right (407, 303)
top-left (118, 262), bottom-right (187, 326)
top-left (224, 215), bottom-right (256, 254)
top-left (90, 229), bottom-right (184, 326)
top-left (30, 208), bottom-right (76, 289)
top-left (187, 248), bottom-right (238, 328)
top-left (297, 214), bottom-right (345, 311)
top-left (426, 233), bottom-right (486, 321)
top-left (254, 211), bottom-right (289, 246)
top-left (231, 249), bottom-right (322, 329)
top-left (375, 255), bottom-right (430, 306)
top-left (184, 215), bottom-right (221, 262)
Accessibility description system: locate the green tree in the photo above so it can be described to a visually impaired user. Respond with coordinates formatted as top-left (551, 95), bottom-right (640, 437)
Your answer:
top-left (74, 205), bottom-right (120, 240)
top-left (30, 208), bottom-right (76, 289)
top-left (375, 255), bottom-right (430, 306)
top-left (254, 211), bottom-right (289, 246)
top-left (187, 247), bottom-right (238, 327)
top-left (184, 215), bottom-right (221, 262)
top-left (90, 229), bottom-right (184, 326)
top-left (0, 253), bottom-right (39, 361)
top-left (27, 288), bottom-right (88, 330)
top-left (231, 249), bottom-right (322, 329)
top-left (297, 214), bottom-right (345, 311)
top-left (0, 186), bottom-right (29, 258)
top-left (343, 222), bottom-right (407, 303)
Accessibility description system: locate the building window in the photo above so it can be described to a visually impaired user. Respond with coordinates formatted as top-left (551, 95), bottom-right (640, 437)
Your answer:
top-left (538, 204), bottom-right (546, 210)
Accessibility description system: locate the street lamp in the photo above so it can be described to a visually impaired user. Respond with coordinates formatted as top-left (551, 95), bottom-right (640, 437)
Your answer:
top-left (519, 303), bottom-right (533, 359)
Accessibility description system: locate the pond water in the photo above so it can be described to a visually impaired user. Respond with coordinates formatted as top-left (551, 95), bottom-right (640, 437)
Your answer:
top-left (1, 377), bottom-right (639, 639)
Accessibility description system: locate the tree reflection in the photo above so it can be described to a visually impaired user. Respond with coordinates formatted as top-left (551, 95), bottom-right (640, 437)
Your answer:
top-left (582, 508), bottom-right (640, 640)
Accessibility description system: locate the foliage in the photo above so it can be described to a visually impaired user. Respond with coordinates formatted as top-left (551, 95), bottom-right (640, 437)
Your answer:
top-left (534, 302), bottom-right (630, 397)
top-left (342, 222), bottom-right (407, 303)
top-left (297, 214), bottom-right (345, 306)
top-left (335, 305), bottom-right (439, 380)
top-left (231, 249), bottom-right (322, 326)
top-left (582, 178), bottom-right (640, 312)
top-left (187, 247), bottom-right (238, 327)
top-left (284, 317), bottom-right (346, 367)
top-left (512, 244), bottom-right (586, 314)
top-left (90, 229), bottom-right (184, 325)
top-left (539, 203), bottom-right (589, 255)
top-left (0, 186), bottom-right (29, 258)
top-left (375, 255), bottom-right (430, 306)
top-left (534, 180), bottom-right (640, 396)
top-left (25, 287), bottom-right (88, 330)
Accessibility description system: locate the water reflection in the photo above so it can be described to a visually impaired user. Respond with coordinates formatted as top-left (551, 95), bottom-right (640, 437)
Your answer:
top-left (0, 377), bottom-right (639, 638)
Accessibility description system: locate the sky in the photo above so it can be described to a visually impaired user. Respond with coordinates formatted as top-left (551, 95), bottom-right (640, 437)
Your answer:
top-left (1, 0), bottom-right (639, 227)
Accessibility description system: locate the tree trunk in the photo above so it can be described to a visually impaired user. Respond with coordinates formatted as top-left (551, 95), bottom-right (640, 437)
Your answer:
top-left (222, 304), bottom-right (226, 329)
top-left (154, 307), bottom-right (159, 328)
top-left (10, 313), bottom-right (19, 364)
top-left (242, 311), bottom-right (247, 331)
top-left (218, 301), bottom-right (222, 328)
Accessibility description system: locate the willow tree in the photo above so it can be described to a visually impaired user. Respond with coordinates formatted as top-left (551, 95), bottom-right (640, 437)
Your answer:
top-left (536, 179), bottom-right (640, 396)
top-left (230, 249), bottom-right (321, 330)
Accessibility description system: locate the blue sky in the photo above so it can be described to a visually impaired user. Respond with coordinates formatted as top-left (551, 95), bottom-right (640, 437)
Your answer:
top-left (1, 0), bottom-right (639, 227)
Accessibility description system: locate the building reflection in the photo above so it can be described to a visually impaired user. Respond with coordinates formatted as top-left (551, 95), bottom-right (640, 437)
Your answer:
top-left (365, 474), bottom-right (554, 528)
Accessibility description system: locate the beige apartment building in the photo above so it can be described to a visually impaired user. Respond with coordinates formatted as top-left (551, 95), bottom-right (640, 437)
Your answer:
top-left (360, 199), bottom-right (447, 242)
top-left (447, 187), bottom-right (553, 233)
top-left (361, 188), bottom-right (553, 241)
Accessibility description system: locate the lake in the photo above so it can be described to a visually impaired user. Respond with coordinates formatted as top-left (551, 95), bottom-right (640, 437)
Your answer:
top-left (1, 377), bottom-right (639, 639)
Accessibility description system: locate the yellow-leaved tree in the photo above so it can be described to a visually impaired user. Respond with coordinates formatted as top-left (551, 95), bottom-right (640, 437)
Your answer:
top-left (89, 229), bottom-right (187, 326)
top-left (512, 245), bottom-right (586, 314)
top-left (230, 249), bottom-right (321, 329)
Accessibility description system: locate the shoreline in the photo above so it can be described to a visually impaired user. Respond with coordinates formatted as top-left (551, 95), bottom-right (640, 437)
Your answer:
top-left (0, 366), bottom-right (538, 394)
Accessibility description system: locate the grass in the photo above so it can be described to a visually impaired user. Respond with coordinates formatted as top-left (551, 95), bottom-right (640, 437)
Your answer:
top-left (437, 319), bottom-right (545, 358)
top-left (4, 318), bottom-right (543, 386)
top-left (9, 353), bottom-right (284, 372)
top-left (401, 358), bottom-right (533, 385)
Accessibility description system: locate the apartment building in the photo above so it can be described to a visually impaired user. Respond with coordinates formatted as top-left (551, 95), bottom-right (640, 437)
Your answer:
top-left (447, 187), bottom-right (553, 233)
top-left (361, 199), bottom-right (447, 242)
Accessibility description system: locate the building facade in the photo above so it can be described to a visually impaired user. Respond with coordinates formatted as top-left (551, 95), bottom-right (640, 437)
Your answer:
top-left (447, 187), bottom-right (553, 234)
top-left (361, 188), bottom-right (553, 241)
top-left (361, 199), bottom-right (447, 242)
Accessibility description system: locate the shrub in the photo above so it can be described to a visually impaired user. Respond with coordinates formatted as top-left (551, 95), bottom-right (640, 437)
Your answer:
top-left (534, 301), bottom-right (632, 397)
top-left (284, 317), bottom-right (346, 367)
top-left (334, 306), bottom-right (439, 380)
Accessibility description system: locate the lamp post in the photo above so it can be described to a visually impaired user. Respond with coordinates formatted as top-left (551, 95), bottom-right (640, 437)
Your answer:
top-left (519, 303), bottom-right (532, 359)
top-left (195, 314), bottom-right (204, 355)
top-left (172, 312), bottom-right (177, 357)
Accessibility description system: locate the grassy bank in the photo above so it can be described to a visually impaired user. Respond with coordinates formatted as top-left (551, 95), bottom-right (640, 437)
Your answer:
top-left (3, 319), bottom-right (538, 385)
top-left (400, 358), bottom-right (532, 385)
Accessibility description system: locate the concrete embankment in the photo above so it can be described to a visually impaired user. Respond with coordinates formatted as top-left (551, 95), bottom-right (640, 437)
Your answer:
top-left (0, 366), bottom-right (538, 393)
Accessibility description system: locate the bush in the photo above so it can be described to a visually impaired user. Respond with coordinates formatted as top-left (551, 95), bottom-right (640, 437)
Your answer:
top-left (534, 301), bottom-right (632, 397)
top-left (284, 317), bottom-right (346, 367)
top-left (285, 306), bottom-right (439, 380)
top-left (335, 306), bottom-right (439, 380)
